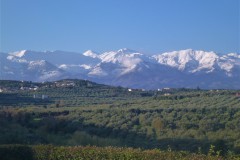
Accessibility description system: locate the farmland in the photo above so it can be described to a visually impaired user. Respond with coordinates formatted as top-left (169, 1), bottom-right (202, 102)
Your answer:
top-left (0, 79), bottom-right (240, 159)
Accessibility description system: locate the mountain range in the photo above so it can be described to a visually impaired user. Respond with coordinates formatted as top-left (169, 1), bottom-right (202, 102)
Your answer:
top-left (0, 48), bottom-right (239, 89)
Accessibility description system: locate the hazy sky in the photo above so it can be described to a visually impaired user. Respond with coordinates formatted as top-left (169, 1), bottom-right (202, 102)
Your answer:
top-left (0, 0), bottom-right (239, 54)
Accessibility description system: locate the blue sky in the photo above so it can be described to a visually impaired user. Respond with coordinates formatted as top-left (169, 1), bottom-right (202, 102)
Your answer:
top-left (0, 0), bottom-right (239, 54)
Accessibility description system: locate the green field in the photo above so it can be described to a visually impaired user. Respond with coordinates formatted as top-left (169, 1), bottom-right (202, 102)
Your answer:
top-left (0, 79), bottom-right (240, 159)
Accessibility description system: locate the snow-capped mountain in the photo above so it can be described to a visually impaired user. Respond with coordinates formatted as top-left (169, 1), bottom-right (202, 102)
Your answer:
top-left (1, 51), bottom-right (66, 81)
top-left (153, 49), bottom-right (240, 77)
top-left (153, 49), bottom-right (219, 73)
top-left (89, 48), bottom-right (155, 77)
top-left (0, 49), bottom-right (239, 89)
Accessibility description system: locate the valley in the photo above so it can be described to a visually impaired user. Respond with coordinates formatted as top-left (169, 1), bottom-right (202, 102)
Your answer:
top-left (0, 79), bottom-right (240, 159)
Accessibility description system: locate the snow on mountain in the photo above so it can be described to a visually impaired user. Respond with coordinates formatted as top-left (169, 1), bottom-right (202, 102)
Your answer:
top-left (28, 60), bottom-right (47, 69)
top-left (89, 64), bottom-right (109, 76)
top-left (25, 60), bottom-right (66, 81)
top-left (92, 48), bottom-right (157, 76)
top-left (10, 50), bottom-right (28, 57)
top-left (217, 53), bottom-right (240, 76)
top-left (153, 49), bottom-right (219, 73)
top-left (9, 50), bottom-right (100, 65)
top-left (83, 50), bottom-right (99, 58)
top-left (59, 64), bottom-right (92, 70)
top-left (1, 49), bottom-right (240, 89)
top-left (58, 64), bottom-right (92, 76)
top-left (153, 49), bottom-right (240, 79)
top-left (6, 50), bottom-right (101, 76)
top-left (99, 48), bottom-right (144, 63)
top-left (1, 52), bottom-right (67, 81)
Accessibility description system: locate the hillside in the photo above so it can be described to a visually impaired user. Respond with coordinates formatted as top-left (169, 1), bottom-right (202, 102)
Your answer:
top-left (0, 79), bottom-right (240, 156)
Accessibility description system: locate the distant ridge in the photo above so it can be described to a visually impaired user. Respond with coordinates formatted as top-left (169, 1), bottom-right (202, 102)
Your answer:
top-left (1, 49), bottom-right (239, 89)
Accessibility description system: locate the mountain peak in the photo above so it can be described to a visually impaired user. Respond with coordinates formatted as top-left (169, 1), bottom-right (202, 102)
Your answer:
top-left (117, 48), bottom-right (138, 54)
top-left (153, 49), bottom-right (220, 72)
top-left (83, 50), bottom-right (99, 58)
top-left (10, 50), bottom-right (28, 57)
